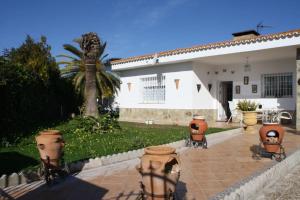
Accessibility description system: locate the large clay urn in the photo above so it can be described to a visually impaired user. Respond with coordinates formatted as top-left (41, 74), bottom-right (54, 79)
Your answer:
top-left (35, 130), bottom-right (65, 167)
top-left (243, 111), bottom-right (257, 132)
top-left (259, 123), bottom-right (284, 153)
top-left (189, 116), bottom-right (208, 141)
top-left (137, 146), bottom-right (180, 200)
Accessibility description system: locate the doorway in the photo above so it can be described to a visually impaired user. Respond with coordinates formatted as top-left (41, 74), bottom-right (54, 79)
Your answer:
top-left (217, 81), bottom-right (233, 121)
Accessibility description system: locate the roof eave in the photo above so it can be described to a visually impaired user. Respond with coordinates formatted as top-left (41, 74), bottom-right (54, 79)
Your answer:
top-left (112, 30), bottom-right (300, 71)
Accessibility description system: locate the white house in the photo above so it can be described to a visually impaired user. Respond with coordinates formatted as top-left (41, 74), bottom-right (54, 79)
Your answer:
top-left (111, 28), bottom-right (300, 129)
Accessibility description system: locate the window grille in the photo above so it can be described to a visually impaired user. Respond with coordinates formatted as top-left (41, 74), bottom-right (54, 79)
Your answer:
top-left (261, 73), bottom-right (293, 98)
top-left (140, 75), bottom-right (165, 103)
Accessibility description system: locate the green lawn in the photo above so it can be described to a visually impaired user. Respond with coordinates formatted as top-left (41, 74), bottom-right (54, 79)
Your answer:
top-left (0, 120), bottom-right (231, 175)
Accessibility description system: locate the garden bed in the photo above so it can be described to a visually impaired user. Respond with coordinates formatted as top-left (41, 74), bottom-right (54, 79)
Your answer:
top-left (0, 119), bottom-right (230, 175)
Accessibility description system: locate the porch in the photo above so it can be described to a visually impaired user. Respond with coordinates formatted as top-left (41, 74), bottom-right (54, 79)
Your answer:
top-left (192, 45), bottom-right (299, 124)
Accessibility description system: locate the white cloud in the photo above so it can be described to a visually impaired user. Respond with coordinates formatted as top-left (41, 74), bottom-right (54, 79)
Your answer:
top-left (133, 0), bottom-right (189, 28)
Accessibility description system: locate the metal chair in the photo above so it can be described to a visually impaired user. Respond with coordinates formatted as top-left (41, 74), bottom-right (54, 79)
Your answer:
top-left (226, 101), bottom-right (243, 126)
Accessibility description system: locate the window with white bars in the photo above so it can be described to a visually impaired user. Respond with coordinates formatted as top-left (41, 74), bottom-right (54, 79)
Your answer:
top-left (140, 75), bottom-right (165, 103)
top-left (261, 73), bottom-right (293, 98)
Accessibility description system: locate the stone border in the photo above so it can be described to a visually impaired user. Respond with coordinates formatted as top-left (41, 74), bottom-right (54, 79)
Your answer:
top-left (0, 127), bottom-right (242, 189)
top-left (212, 147), bottom-right (300, 200)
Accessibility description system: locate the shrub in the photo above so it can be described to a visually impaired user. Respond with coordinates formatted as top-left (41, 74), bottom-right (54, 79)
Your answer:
top-left (236, 100), bottom-right (257, 111)
top-left (0, 36), bottom-right (80, 144)
top-left (64, 115), bottom-right (120, 135)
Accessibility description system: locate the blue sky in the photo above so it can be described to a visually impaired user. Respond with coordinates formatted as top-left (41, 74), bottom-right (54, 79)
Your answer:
top-left (1, 0), bottom-right (300, 59)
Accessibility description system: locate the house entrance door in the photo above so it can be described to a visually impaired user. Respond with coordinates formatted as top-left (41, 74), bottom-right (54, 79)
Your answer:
top-left (217, 81), bottom-right (233, 121)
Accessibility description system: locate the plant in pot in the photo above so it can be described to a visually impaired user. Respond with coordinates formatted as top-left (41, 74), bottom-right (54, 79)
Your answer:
top-left (237, 100), bottom-right (258, 132)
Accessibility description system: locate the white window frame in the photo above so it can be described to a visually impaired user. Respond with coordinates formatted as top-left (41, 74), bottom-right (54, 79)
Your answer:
top-left (261, 72), bottom-right (293, 98)
top-left (140, 75), bottom-right (166, 104)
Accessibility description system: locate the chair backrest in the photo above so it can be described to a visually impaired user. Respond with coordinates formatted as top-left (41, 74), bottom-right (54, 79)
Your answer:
top-left (229, 101), bottom-right (240, 117)
top-left (228, 101), bottom-right (235, 112)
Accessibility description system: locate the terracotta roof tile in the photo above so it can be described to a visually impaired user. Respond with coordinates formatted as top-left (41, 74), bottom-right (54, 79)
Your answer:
top-left (111, 29), bottom-right (300, 65)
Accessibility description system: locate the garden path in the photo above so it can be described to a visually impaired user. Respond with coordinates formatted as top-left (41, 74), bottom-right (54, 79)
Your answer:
top-left (2, 125), bottom-right (300, 200)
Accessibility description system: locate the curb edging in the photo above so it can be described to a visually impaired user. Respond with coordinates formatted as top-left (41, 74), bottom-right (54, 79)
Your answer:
top-left (0, 127), bottom-right (242, 189)
top-left (213, 146), bottom-right (300, 200)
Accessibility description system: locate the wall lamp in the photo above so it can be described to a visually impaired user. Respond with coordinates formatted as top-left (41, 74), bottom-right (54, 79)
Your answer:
top-left (208, 83), bottom-right (212, 92)
top-left (127, 82), bottom-right (132, 92)
top-left (174, 79), bottom-right (180, 90)
top-left (196, 84), bottom-right (201, 92)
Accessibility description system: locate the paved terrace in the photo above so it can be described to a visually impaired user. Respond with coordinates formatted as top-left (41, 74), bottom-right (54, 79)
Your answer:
top-left (1, 125), bottom-right (300, 200)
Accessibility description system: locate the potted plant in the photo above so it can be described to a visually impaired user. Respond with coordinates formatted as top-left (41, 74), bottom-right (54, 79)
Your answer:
top-left (237, 100), bottom-right (258, 132)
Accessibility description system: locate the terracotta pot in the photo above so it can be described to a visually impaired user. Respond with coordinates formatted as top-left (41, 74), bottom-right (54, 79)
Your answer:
top-left (259, 123), bottom-right (284, 153)
top-left (137, 146), bottom-right (180, 199)
top-left (35, 130), bottom-right (65, 167)
top-left (189, 116), bottom-right (207, 141)
top-left (191, 134), bottom-right (204, 141)
top-left (242, 111), bottom-right (257, 132)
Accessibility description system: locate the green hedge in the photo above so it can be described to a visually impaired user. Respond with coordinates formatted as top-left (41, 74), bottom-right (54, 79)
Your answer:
top-left (0, 62), bottom-right (79, 143)
top-left (0, 36), bottom-right (81, 143)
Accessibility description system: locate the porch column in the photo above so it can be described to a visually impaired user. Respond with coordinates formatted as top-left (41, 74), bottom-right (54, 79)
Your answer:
top-left (296, 48), bottom-right (300, 130)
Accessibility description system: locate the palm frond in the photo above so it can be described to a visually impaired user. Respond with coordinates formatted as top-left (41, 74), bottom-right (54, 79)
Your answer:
top-left (56, 54), bottom-right (78, 60)
top-left (96, 73), bottom-right (108, 97)
top-left (61, 66), bottom-right (80, 74)
top-left (63, 44), bottom-right (83, 59)
top-left (59, 37), bottom-right (120, 100)
top-left (104, 72), bottom-right (121, 93)
top-left (73, 38), bottom-right (81, 44)
top-left (98, 42), bottom-right (107, 58)
top-left (100, 54), bottom-right (109, 61)
top-left (73, 72), bottom-right (85, 92)
top-left (103, 71), bottom-right (121, 90)
top-left (97, 71), bottom-right (120, 96)
top-left (59, 60), bottom-right (83, 73)
top-left (57, 61), bottom-right (74, 65)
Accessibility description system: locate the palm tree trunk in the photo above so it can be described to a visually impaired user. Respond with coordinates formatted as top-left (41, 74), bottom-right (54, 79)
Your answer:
top-left (84, 60), bottom-right (99, 117)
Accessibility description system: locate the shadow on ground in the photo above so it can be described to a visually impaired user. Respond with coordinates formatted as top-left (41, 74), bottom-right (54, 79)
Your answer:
top-left (285, 129), bottom-right (300, 136)
top-left (250, 144), bottom-right (273, 160)
top-left (0, 152), bottom-right (39, 175)
top-left (0, 175), bottom-right (108, 200)
top-left (175, 181), bottom-right (188, 199)
top-left (98, 180), bottom-right (188, 200)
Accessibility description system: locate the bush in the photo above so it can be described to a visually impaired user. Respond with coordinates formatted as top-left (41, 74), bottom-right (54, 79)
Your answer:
top-left (237, 100), bottom-right (257, 111)
top-left (0, 60), bottom-right (79, 144)
top-left (64, 115), bottom-right (120, 135)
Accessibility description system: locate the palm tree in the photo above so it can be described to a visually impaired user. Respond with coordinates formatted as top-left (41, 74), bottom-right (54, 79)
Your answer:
top-left (58, 35), bottom-right (120, 117)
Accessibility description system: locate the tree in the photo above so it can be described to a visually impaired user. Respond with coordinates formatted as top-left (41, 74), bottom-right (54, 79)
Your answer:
top-left (0, 36), bottom-right (79, 141)
top-left (58, 33), bottom-right (120, 117)
top-left (7, 35), bottom-right (60, 83)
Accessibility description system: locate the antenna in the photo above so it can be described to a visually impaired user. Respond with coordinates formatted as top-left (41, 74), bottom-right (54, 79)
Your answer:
top-left (256, 21), bottom-right (272, 33)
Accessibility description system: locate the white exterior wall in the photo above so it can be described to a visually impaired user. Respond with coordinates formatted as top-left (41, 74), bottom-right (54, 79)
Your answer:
top-left (192, 63), bottom-right (217, 109)
top-left (192, 58), bottom-right (296, 111)
top-left (112, 33), bottom-right (300, 124)
top-left (116, 58), bottom-right (296, 111)
top-left (116, 62), bottom-right (194, 109)
top-left (232, 59), bottom-right (296, 110)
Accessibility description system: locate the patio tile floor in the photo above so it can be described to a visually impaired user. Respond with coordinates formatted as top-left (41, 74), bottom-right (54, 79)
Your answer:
top-left (2, 125), bottom-right (300, 200)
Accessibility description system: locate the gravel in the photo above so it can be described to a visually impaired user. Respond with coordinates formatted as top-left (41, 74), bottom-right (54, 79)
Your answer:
top-left (255, 164), bottom-right (300, 200)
